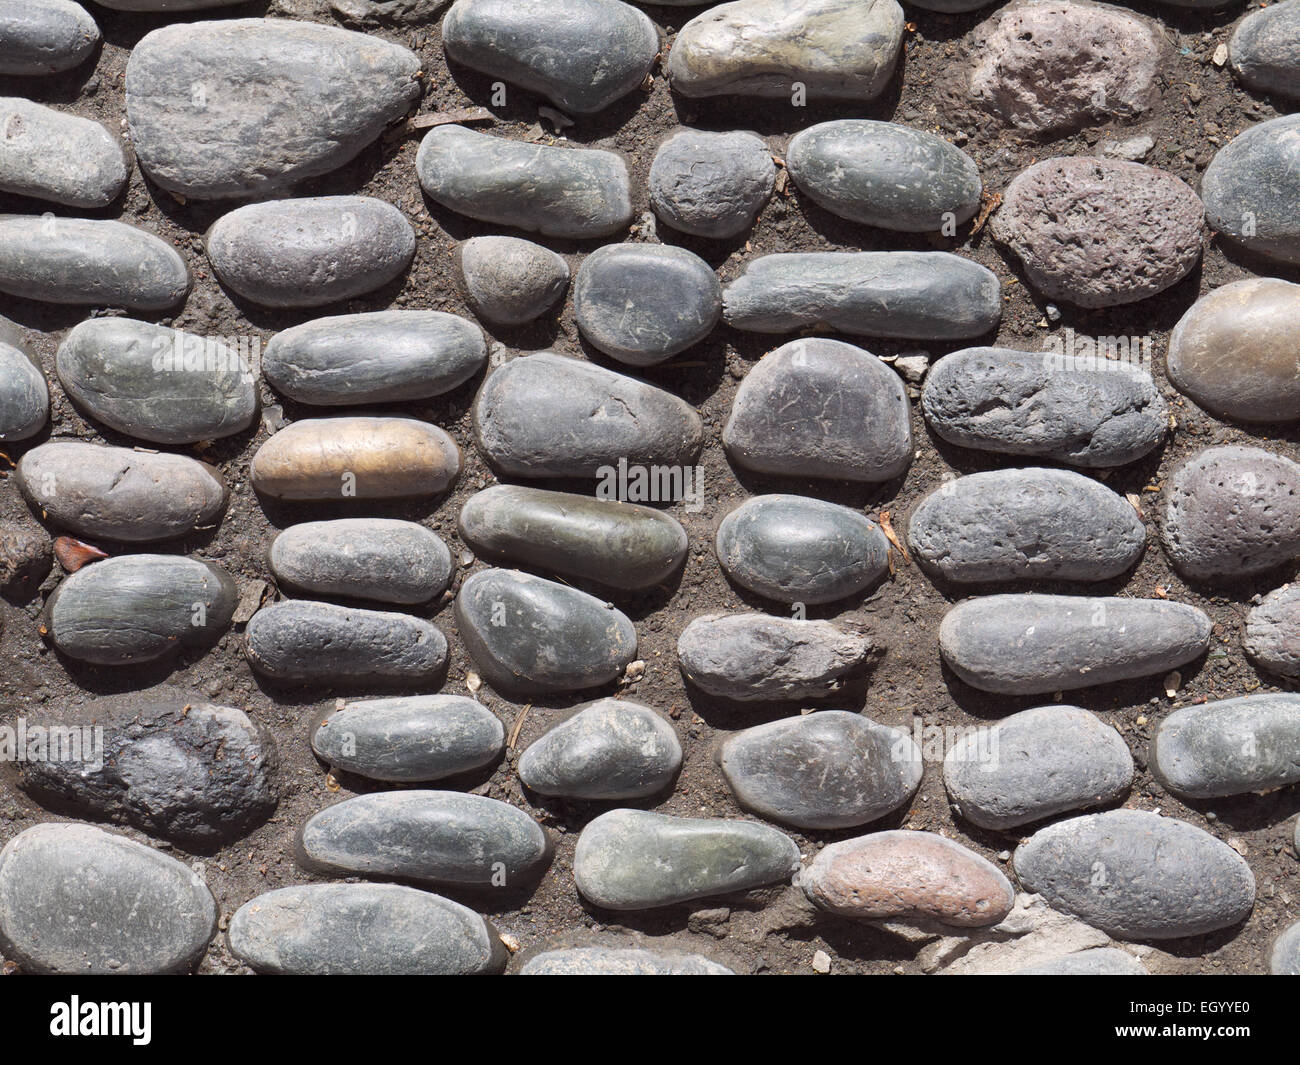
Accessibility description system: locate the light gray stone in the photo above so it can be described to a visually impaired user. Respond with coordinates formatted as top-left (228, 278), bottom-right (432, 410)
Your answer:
top-left (458, 237), bottom-right (568, 326)
top-left (648, 129), bottom-right (774, 239)
top-left (0, 0), bottom-right (98, 76)
top-left (330, 0), bottom-right (447, 24)
top-left (1245, 583), bottom-right (1300, 678)
top-left (0, 98), bottom-right (126, 207)
top-left (0, 342), bottom-right (47, 442)
top-left (1202, 115), bottom-right (1300, 267)
top-left (520, 946), bottom-right (732, 975)
top-left (1229, 0), bottom-right (1300, 101)
top-left (1271, 921), bottom-right (1300, 975)
top-left (1010, 948), bottom-right (1147, 975)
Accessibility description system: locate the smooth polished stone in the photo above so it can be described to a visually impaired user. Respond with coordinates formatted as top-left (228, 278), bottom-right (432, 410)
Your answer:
top-left (0, 342), bottom-right (47, 442)
top-left (458, 237), bottom-right (569, 326)
top-left (648, 129), bottom-right (774, 239)
top-left (1202, 114), bottom-right (1300, 267)
top-left (0, 0), bottom-right (98, 76)
top-left (0, 97), bottom-right (127, 207)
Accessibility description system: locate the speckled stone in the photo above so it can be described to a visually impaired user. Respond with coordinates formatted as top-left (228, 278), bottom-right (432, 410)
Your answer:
top-left (0, 0), bottom-right (99, 76)
top-left (0, 97), bottom-right (126, 207)
top-left (0, 520), bottom-right (50, 593)
top-left (1202, 114), bottom-right (1300, 267)
top-left (1245, 584), bottom-right (1300, 678)
top-left (0, 342), bottom-right (47, 442)
top-left (648, 129), bottom-right (774, 239)
top-left (1230, 1), bottom-right (1300, 101)
top-left (520, 946), bottom-right (732, 975)
top-left (458, 237), bottom-right (569, 326)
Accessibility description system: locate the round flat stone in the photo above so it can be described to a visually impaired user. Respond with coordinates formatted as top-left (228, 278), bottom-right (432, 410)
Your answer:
top-left (1202, 114), bottom-right (1300, 267)
top-left (573, 809), bottom-right (800, 910)
top-left (716, 494), bottom-right (890, 605)
top-left (251, 416), bottom-right (459, 501)
top-left (720, 711), bottom-right (922, 830)
top-left (0, 97), bottom-right (127, 207)
top-left (1013, 810), bottom-right (1255, 940)
top-left (1271, 921), bottom-right (1300, 975)
top-left (0, 0), bottom-right (99, 76)
top-left (574, 244), bottom-right (721, 366)
top-left (244, 600), bottom-right (448, 686)
top-left (787, 120), bottom-right (981, 232)
top-left (263, 311), bottom-right (486, 406)
top-left (518, 698), bottom-right (682, 800)
top-left (1230, 1), bottom-right (1300, 100)
top-left (0, 823), bottom-right (217, 974)
top-left (907, 468), bottom-right (1146, 583)
top-left (520, 946), bottom-right (732, 975)
top-left (1245, 583), bottom-right (1300, 677)
top-left (723, 338), bottom-right (912, 483)
top-left (455, 568), bottom-right (637, 694)
top-left (798, 830), bottom-right (1014, 927)
top-left (296, 790), bottom-right (552, 889)
top-left (310, 695), bottom-right (504, 783)
top-left (649, 129), bottom-right (774, 240)
top-left (16, 441), bottom-right (228, 542)
top-left (458, 485), bottom-right (688, 592)
top-left (229, 883), bottom-right (505, 976)
top-left (269, 519), bottom-right (452, 605)
top-left (0, 342), bottom-right (48, 442)
top-left (921, 346), bottom-right (1168, 468)
top-left (1011, 948), bottom-right (1147, 976)
top-left (939, 594), bottom-right (1211, 695)
top-left (943, 705), bottom-right (1133, 830)
top-left (443, 0), bottom-right (658, 115)
top-left (458, 237), bottom-right (568, 326)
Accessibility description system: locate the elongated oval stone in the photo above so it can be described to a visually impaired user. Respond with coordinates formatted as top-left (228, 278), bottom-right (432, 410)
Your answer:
top-left (678, 613), bottom-right (876, 702)
top-left (455, 568), bottom-right (637, 694)
top-left (1245, 583), bottom-right (1300, 678)
top-left (1161, 446), bottom-right (1300, 581)
top-left (206, 196), bottom-right (415, 309)
top-left (0, 342), bottom-right (47, 442)
top-left (716, 495), bottom-right (888, 605)
top-left (574, 809), bottom-right (800, 910)
top-left (269, 519), bottom-right (452, 605)
top-left (518, 699), bottom-right (682, 800)
top-left (1230, 1), bottom-right (1300, 100)
top-left (724, 338), bottom-right (912, 483)
top-left (907, 468), bottom-right (1146, 583)
top-left (0, 824), bottom-right (216, 975)
top-left (16, 441), bottom-right (228, 543)
top-left (723, 252), bottom-right (1001, 339)
top-left (125, 18), bottom-right (421, 200)
top-left (788, 121), bottom-right (981, 232)
top-left (473, 352), bottom-right (703, 478)
top-left (443, 0), bottom-right (658, 115)
top-left (56, 318), bottom-right (257, 444)
top-left (417, 125), bottom-right (632, 239)
top-left (310, 695), bottom-right (503, 783)
top-left (296, 790), bottom-right (552, 888)
top-left (649, 129), bottom-right (774, 239)
top-left (244, 600), bottom-right (448, 686)
top-left (251, 417), bottom-right (459, 501)
top-left (520, 946), bottom-right (732, 975)
top-left (799, 831), bottom-right (1014, 927)
top-left (943, 705), bottom-right (1133, 830)
top-left (0, 0), bottom-right (98, 76)
top-left (1202, 115), bottom-right (1300, 267)
top-left (44, 554), bottom-right (236, 665)
top-left (458, 485), bottom-right (687, 591)
top-left (263, 311), bottom-right (485, 406)
top-left (939, 594), bottom-right (1211, 695)
top-left (0, 98), bottom-right (126, 208)
top-left (458, 237), bottom-right (568, 326)
top-left (1151, 694), bottom-right (1300, 799)
top-left (1011, 948), bottom-right (1147, 976)
top-left (574, 244), bottom-right (721, 366)
top-left (229, 884), bottom-right (506, 976)
top-left (921, 346), bottom-right (1168, 468)
top-left (0, 216), bottom-right (190, 310)
top-left (1014, 810), bottom-right (1255, 940)
top-left (668, 0), bottom-right (905, 102)
top-left (720, 711), bottom-right (922, 830)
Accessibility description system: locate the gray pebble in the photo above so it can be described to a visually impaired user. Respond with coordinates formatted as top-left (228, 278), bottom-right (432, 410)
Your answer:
top-left (330, 0), bottom-right (446, 25)
top-left (943, 705), bottom-right (1133, 830)
top-left (648, 129), bottom-right (774, 240)
top-left (0, 520), bottom-right (51, 593)
top-left (0, 97), bottom-right (126, 207)
top-left (1011, 949), bottom-right (1147, 976)
top-left (458, 237), bottom-right (568, 326)
top-left (1229, 0), bottom-right (1300, 101)
top-left (1245, 583), bottom-right (1300, 678)
top-left (520, 946), bottom-right (732, 975)
top-left (1013, 810), bottom-right (1255, 940)
top-left (270, 519), bottom-right (451, 605)
top-left (0, 0), bottom-right (98, 76)
top-left (939, 594), bottom-right (1211, 695)
top-left (1271, 921), bottom-right (1300, 975)
top-left (1202, 114), bottom-right (1300, 266)
top-left (0, 342), bottom-right (48, 442)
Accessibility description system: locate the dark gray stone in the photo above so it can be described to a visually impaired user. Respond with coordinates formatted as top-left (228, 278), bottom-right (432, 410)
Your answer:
top-left (716, 494), bottom-right (889, 605)
top-left (455, 568), bottom-right (637, 694)
top-left (263, 310), bottom-right (485, 406)
top-left (943, 705), bottom-right (1133, 830)
top-left (296, 790), bottom-right (552, 888)
top-left (1202, 115), bottom-right (1300, 267)
top-left (723, 338), bottom-right (912, 483)
top-left (1245, 583), bottom-right (1300, 678)
top-left (330, 0), bottom-right (446, 24)
top-left (458, 237), bottom-right (568, 326)
top-left (417, 125), bottom-right (632, 239)
top-left (1230, 1), bottom-right (1300, 101)
top-left (443, 0), bottom-right (658, 115)
top-left (244, 600), bottom-right (448, 686)
top-left (18, 687), bottom-right (276, 847)
top-left (56, 318), bottom-right (257, 445)
top-left (1013, 810), bottom-right (1255, 940)
top-left (520, 946), bottom-right (732, 975)
top-left (1011, 949), bottom-right (1147, 975)
top-left (44, 554), bottom-right (236, 666)
top-left (921, 346), bottom-right (1168, 468)
top-left (573, 809), bottom-right (800, 910)
top-left (125, 18), bottom-right (421, 200)
top-left (0, 521), bottom-right (51, 593)
top-left (0, 342), bottom-right (47, 441)
top-left (0, 823), bottom-right (217, 974)
top-left (518, 698), bottom-right (682, 800)
top-left (1271, 921), bottom-right (1300, 976)
top-left (939, 594), bottom-right (1211, 695)
top-left (574, 244), bottom-right (721, 366)
top-left (906, 468), bottom-right (1146, 583)
top-left (677, 612), bottom-right (876, 701)
top-left (787, 120), bottom-right (981, 232)
top-left (723, 252), bottom-right (1001, 339)
top-left (0, 97), bottom-right (126, 207)
top-left (310, 695), bottom-right (504, 783)
top-left (719, 710), bottom-right (922, 830)
top-left (0, 216), bottom-right (190, 310)
top-left (648, 129), bottom-right (774, 239)
top-left (229, 883), bottom-right (506, 975)
top-left (459, 485), bottom-right (688, 592)
top-left (17, 441), bottom-right (229, 543)
top-left (473, 352), bottom-right (703, 478)
top-left (0, 0), bottom-right (98, 76)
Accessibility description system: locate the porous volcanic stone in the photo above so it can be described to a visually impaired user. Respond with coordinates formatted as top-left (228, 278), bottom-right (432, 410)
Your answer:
top-left (648, 129), bottom-right (774, 239)
top-left (0, 97), bottom-right (126, 207)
